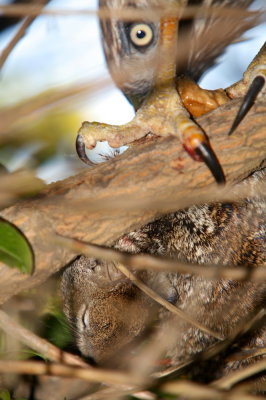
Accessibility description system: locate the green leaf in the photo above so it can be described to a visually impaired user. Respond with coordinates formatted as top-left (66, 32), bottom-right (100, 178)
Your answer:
top-left (0, 218), bottom-right (34, 274)
top-left (0, 390), bottom-right (11, 400)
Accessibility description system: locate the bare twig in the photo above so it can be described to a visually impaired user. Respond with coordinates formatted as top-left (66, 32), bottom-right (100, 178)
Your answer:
top-left (212, 359), bottom-right (266, 390)
top-left (227, 347), bottom-right (266, 362)
top-left (56, 235), bottom-right (266, 282)
top-left (0, 309), bottom-right (86, 367)
top-left (154, 309), bottom-right (266, 379)
top-left (0, 18), bottom-right (34, 69)
top-left (160, 379), bottom-right (266, 400)
top-left (0, 0), bottom-right (49, 70)
top-left (0, 160), bottom-right (264, 212)
top-left (31, 171), bottom-right (266, 216)
top-left (116, 263), bottom-right (223, 340)
top-left (0, 4), bottom-right (259, 20)
top-left (0, 77), bottom-right (111, 140)
top-left (0, 360), bottom-right (143, 387)
top-left (77, 387), bottom-right (136, 400)
top-left (0, 170), bottom-right (45, 209)
top-left (87, 389), bottom-right (157, 400)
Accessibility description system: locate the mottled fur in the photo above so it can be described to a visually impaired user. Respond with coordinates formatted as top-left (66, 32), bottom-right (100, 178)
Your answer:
top-left (62, 170), bottom-right (265, 380)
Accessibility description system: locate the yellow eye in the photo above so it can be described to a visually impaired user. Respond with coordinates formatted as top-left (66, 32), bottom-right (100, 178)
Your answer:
top-left (129, 23), bottom-right (154, 47)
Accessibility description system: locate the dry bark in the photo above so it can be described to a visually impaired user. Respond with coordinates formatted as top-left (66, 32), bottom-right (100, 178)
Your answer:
top-left (0, 97), bottom-right (265, 305)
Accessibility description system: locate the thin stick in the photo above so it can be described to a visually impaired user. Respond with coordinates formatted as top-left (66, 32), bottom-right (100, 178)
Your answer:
top-left (82, 390), bottom-right (157, 400)
top-left (0, 0), bottom-right (49, 70)
top-left (0, 18), bottom-right (34, 70)
top-left (62, 214), bottom-right (228, 341)
top-left (0, 170), bottom-right (44, 208)
top-left (227, 347), bottom-right (266, 362)
top-left (0, 360), bottom-right (142, 387)
top-left (115, 263), bottom-right (223, 340)
top-left (160, 379), bottom-right (266, 400)
top-left (56, 235), bottom-right (266, 282)
top-left (0, 77), bottom-right (111, 139)
top-left (37, 174), bottom-right (266, 216)
top-left (0, 309), bottom-right (86, 367)
top-left (0, 4), bottom-right (258, 20)
top-left (153, 309), bottom-right (266, 379)
top-left (212, 358), bottom-right (266, 390)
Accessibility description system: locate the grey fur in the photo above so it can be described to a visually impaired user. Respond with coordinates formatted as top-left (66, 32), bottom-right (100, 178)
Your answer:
top-left (62, 170), bottom-right (265, 379)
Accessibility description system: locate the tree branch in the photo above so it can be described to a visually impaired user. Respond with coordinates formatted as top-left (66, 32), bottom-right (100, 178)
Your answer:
top-left (0, 97), bottom-right (265, 304)
top-left (0, 309), bottom-right (87, 367)
top-left (0, 360), bottom-right (142, 387)
top-left (56, 235), bottom-right (266, 281)
top-left (0, 0), bottom-right (50, 70)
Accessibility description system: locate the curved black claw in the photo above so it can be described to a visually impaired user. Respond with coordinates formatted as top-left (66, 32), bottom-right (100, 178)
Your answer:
top-left (195, 142), bottom-right (225, 185)
top-left (76, 134), bottom-right (95, 166)
top-left (228, 75), bottom-right (265, 136)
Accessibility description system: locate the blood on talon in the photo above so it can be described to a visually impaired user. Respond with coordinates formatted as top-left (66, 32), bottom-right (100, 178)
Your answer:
top-left (182, 131), bottom-right (225, 184)
top-left (183, 133), bottom-right (208, 162)
top-left (183, 143), bottom-right (203, 162)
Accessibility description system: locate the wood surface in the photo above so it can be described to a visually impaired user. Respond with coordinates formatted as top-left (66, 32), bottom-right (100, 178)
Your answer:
top-left (0, 97), bottom-right (265, 304)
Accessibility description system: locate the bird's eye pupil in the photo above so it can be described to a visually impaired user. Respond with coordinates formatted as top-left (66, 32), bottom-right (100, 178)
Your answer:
top-left (136, 29), bottom-right (145, 39)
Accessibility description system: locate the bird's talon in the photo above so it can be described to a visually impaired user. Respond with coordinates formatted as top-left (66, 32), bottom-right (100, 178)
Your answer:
top-left (227, 42), bottom-right (266, 135)
top-left (228, 75), bottom-right (265, 136)
top-left (76, 134), bottom-right (96, 166)
top-left (195, 142), bottom-right (226, 185)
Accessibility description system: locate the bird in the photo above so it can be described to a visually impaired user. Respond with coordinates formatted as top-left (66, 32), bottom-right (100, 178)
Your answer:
top-left (76, 0), bottom-right (265, 184)
top-left (62, 0), bottom-right (266, 386)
